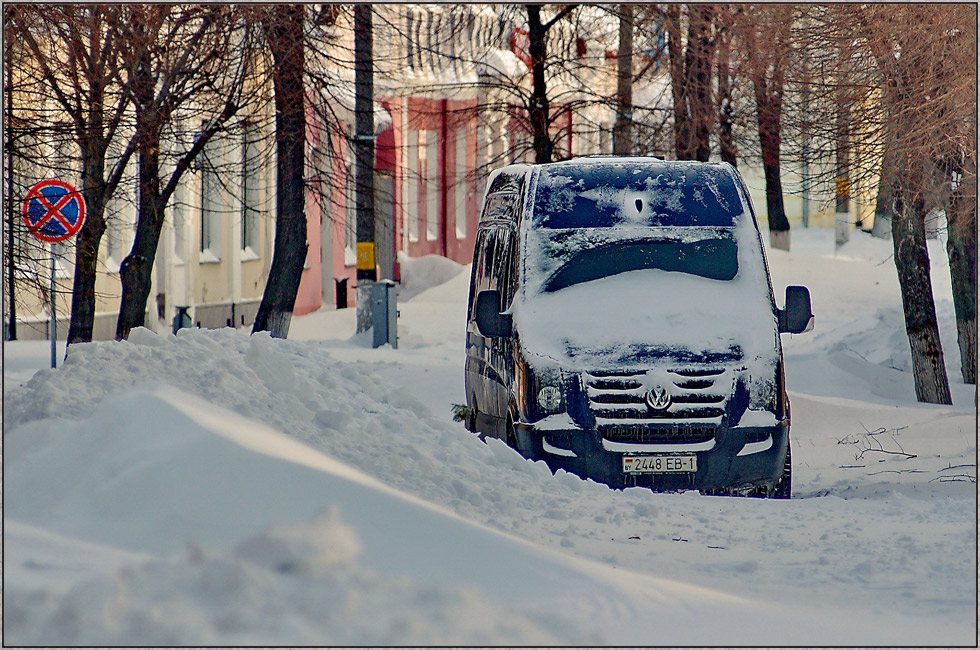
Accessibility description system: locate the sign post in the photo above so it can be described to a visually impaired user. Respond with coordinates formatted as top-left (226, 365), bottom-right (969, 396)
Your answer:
top-left (22, 179), bottom-right (86, 368)
top-left (49, 243), bottom-right (56, 368)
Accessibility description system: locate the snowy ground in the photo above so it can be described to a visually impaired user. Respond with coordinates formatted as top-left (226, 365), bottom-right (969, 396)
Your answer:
top-left (3, 228), bottom-right (976, 645)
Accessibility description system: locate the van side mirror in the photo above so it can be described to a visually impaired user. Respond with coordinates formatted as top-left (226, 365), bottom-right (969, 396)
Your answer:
top-left (779, 285), bottom-right (814, 334)
top-left (475, 290), bottom-right (512, 338)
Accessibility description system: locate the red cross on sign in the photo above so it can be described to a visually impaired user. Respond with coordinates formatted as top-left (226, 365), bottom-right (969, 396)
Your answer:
top-left (23, 179), bottom-right (86, 243)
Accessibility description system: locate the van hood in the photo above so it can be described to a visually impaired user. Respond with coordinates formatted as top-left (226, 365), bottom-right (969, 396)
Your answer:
top-left (514, 267), bottom-right (779, 373)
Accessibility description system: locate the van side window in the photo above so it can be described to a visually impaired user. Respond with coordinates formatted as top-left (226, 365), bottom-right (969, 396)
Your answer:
top-left (482, 192), bottom-right (518, 223)
top-left (468, 227), bottom-right (516, 319)
top-left (467, 229), bottom-right (493, 319)
top-left (494, 230), bottom-right (517, 309)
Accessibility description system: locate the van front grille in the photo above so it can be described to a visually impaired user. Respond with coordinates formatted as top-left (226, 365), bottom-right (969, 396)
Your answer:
top-left (600, 425), bottom-right (717, 445)
top-left (584, 367), bottom-right (731, 426)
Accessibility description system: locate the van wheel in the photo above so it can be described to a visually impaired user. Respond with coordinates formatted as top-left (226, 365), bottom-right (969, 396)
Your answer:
top-left (770, 445), bottom-right (792, 499)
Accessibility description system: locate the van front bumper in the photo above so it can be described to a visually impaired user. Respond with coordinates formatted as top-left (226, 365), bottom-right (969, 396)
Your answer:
top-left (514, 420), bottom-right (789, 492)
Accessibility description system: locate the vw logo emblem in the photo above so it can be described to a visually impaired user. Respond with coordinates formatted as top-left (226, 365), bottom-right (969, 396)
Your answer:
top-left (645, 385), bottom-right (671, 411)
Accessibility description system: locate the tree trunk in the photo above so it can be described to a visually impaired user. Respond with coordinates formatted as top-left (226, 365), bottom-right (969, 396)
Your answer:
top-left (252, 4), bottom-right (307, 338)
top-left (526, 5), bottom-right (553, 165)
top-left (716, 28), bottom-right (736, 167)
top-left (67, 204), bottom-right (106, 343)
top-left (835, 99), bottom-right (851, 248)
top-left (665, 5), bottom-right (691, 161)
top-left (688, 6), bottom-right (715, 162)
top-left (116, 128), bottom-right (165, 340)
top-left (871, 136), bottom-right (899, 239)
top-left (67, 11), bottom-right (116, 345)
top-left (892, 168), bottom-right (953, 403)
top-left (669, 6), bottom-right (716, 161)
top-left (946, 153), bottom-right (977, 384)
top-left (755, 85), bottom-right (790, 250)
top-left (68, 149), bottom-right (108, 344)
top-left (613, 4), bottom-right (632, 156)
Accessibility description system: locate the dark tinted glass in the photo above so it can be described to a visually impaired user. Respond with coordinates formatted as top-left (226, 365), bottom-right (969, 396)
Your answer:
top-left (540, 236), bottom-right (738, 292)
top-left (482, 192), bottom-right (519, 223)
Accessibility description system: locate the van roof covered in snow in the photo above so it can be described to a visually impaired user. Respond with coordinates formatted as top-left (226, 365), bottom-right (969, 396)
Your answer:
top-left (531, 158), bottom-right (743, 229)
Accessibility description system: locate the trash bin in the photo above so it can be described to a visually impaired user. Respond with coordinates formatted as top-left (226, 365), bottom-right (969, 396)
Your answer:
top-left (335, 277), bottom-right (349, 309)
top-left (371, 280), bottom-right (398, 349)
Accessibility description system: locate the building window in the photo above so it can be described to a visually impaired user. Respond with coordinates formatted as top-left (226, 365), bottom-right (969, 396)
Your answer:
top-left (407, 129), bottom-right (420, 242)
top-left (105, 206), bottom-right (125, 271)
top-left (510, 128), bottom-right (533, 164)
top-left (104, 149), bottom-right (133, 272)
top-left (455, 127), bottom-right (468, 239)
top-left (414, 11), bottom-right (424, 71)
top-left (425, 129), bottom-right (439, 241)
top-left (200, 134), bottom-right (221, 262)
top-left (424, 11), bottom-right (434, 72)
top-left (173, 184), bottom-right (187, 263)
top-left (314, 137), bottom-right (331, 229)
top-left (241, 123), bottom-right (260, 254)
top-left (52, 241), bottom-right (72, 279)
top-left (344, 129), bottom-right (356, 264)
top-left (406, 12), bottom-right (415, 71)
top-left (599, 124), bottom-right (612, 155)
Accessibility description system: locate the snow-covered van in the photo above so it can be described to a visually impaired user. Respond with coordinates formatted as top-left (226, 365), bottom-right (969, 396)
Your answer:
top-left (464, 157), bottom-right (813, 497)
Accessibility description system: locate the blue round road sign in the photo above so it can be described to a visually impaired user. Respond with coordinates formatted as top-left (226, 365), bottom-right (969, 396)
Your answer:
top-left (23, 179), bottom-right (87, 243)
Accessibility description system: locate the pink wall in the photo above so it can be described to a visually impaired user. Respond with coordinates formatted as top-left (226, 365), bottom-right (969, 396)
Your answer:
top-left (293, 112), bottom-right (324, 316)
top-left (400, 97), bottom-right (479, 265)
top-left (299, 94), bottom-right (482, 314)
top-left (330, 127), bottom-right (356, 309)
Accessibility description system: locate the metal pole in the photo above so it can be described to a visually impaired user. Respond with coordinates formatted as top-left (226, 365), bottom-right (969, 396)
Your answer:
top-left (801, 53), bottom-right (810, 229)
top-left (801, 143), bottom-right (809, 229)
top-left (50, 243), bottom-right (56, 368)
top-left (354, 4), bottom-right (376, 334)
top-left (6, 52), bottom-right (16, 340)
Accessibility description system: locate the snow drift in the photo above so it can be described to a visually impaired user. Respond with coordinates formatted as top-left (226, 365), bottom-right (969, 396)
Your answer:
top-left (3, 229), bottom-right (976, 645)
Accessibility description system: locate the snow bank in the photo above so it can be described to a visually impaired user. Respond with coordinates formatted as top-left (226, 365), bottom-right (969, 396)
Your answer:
top-left (396, 252), bottom-right (466, 302)
top-left (4, 228), bottom-right (975, 645)
top-left (4, 366), bottom-right (921, 646)
top-left (3, 383), bottom-right (603, 645)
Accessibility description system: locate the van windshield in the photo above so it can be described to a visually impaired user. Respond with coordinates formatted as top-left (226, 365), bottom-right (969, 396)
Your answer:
top-left (540, 235), bottom-right (737, 293)
top-left (514, 160), bottom-right (777, 370)
top-left (532, 162), bottom-right (742, 229)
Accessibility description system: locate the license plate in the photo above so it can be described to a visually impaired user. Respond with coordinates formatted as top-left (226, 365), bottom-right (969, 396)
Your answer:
top-left (622, 455), bottom-right (697, 473)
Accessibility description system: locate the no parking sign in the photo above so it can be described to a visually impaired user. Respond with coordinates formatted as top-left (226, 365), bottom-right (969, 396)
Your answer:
top-left (22, 179), bottom-right (86, 368)
top-left (22, 179), bottom-right (86, 243)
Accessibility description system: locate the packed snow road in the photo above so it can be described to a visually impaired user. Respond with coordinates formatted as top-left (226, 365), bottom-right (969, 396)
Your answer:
top-left (3, 230), bottom-right (976, 645)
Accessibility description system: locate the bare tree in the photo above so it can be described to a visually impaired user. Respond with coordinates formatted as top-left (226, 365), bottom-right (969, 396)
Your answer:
top-left (849, 5), bottom-right (961, 402)
top-left (733, 5), bottom-right (794, 251)
top-left (946, 139), bottom-right (977, 385)
top-left (251, 4), bottom-right (307, 338)
top-left (525, 4), bottom-right (578, 164)
top-left (612, 4), bottom-right (632, 155)
top-left (8, 6), bottom-right (137, 344)
top-left (113, 6), bottom-right (253, 340)
top-left (714, 6), bottom-right (738, 167)
top-left (935, 21), bottom-right (977, 385)
top-left (663, 5), bottom-right (716, 162)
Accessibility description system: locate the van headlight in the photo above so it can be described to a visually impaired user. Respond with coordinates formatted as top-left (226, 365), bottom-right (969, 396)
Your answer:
top-left (748, 377), bottom-right (777, 412)
top-left (537, 385), bottom-right (563, 412)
